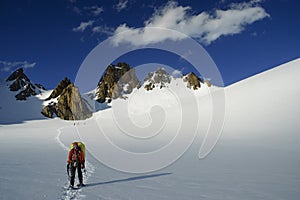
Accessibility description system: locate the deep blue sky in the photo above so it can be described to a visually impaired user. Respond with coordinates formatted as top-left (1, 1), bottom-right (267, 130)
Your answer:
top-left (0, 0), bottom-right (299, 88)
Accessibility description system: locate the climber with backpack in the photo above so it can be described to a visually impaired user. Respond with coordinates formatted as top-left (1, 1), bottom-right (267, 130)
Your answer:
top-left (67, 142), bottom-right (85, 188)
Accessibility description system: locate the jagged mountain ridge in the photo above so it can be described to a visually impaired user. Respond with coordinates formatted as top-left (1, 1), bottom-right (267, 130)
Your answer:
top-left (42, 78), bottom-right (92, 120)
top-left (143, 68), bottom-right (207, 91)
top-left (96, 62), bottom-right (140, 103)
top-left (6, 68), bottom-right (45, 100)
top-left (144, 68), bottom-right (172, 90)
top-left (3, 63), bottom-right (209, 121)
top-left (44, 77), bottom-right (71, 101)
top-left (96, 63), bottom-right (209, 102)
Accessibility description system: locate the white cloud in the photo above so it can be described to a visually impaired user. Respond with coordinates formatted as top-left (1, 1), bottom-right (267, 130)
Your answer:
top-left (114, 0), bottom-right (129, 12)
top-left (84, 6), bottom-right (103, 16)
top-left (0, 61), bottom-right (36, 72)
top-left (112, 0), bottom-right (270, 46)
top-left (72, 20), bottom-right (94, 32)
top-left (92, 25), bottom-right (115, 35)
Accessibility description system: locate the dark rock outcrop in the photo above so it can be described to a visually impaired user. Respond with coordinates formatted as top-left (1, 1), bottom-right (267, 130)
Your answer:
top-left (183, 72), bottom-right (204, 90)
top-left (42, 79), bottom-right (92, 120)
top-left (96, 62), bottom-right (139, 103)
top-left (6, 68), bottom-right (30, 82)
top-left (6, 68), bottom-right (43, 100)
top-left (15, 85), bottom-right (37, 100)
top-left (144, 68), bottom-right (171, 91)
top-left (35, 83), bottom-right (46, 90)
top-left (45, 77), bottom-right (71, 101)
top-left (42, 102), bottom-right (57, 118)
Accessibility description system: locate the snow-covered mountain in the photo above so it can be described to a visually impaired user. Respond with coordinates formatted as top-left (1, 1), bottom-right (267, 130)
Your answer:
top-left (95, 63), bottom-right (207, 104)
top-left (0, 68), bottom-right (50, 124)
top-left (6, 68), bottom-right (45, 100)
top-left (0, 58), bottom-right (299, 200)
top-left (224, 58), bottom-right (300, 139)
top-left (41, 63), bottom-right (210, 120)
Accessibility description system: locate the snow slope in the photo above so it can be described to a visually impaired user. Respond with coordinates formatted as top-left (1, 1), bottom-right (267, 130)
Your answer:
top-left (0, 82), bottom-right (52, 124)
top-left (0, 58), bottom-right (299, 200)
top-left (224, 59), bottom-right (300, 140)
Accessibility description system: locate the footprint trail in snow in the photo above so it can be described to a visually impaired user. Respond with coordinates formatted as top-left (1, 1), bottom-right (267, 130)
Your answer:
top-left (56, 126), bottom-right (96, 200)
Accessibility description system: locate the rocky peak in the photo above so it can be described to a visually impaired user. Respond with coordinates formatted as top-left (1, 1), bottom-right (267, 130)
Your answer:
top-left (144, 68), bottom-right (172, 91)
top-left (45, 77), bottom-right (71, 101)
top-left (6, 68), bottom-right (43, 100)
top-left (96, 62), bottom-right (139, 103)
top-left (6, 68), bottom-right (30, 84)
top-left (42, 79), bottom-right (92, 120)
top-left (183, 72), bottom-right (204, 90)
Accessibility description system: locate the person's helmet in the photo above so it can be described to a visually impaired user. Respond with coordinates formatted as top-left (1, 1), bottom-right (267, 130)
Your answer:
top-left (73, 142), bottom-right (79, 149)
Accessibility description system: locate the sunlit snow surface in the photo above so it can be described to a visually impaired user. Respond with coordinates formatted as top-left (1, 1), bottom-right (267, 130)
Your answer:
top-left (0, 59), bottom-right (299, 200)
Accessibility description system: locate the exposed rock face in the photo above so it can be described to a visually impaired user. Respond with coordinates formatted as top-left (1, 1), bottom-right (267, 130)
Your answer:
top-left (42, 102), bottom-right (57, 118)
top-left (183, 72), bottom-right (204, 90)
top-left (56, 84), bottom-right (92, 120)
top-left (6, 68), bottom-right (43, 100)
top-left (205, 79), bottom-right (212, 87)
top-left (144, 68), bottom-right (172, 91)
top-left (6, 68), bottom-right (30, 90)
top-left (42, 79), bottom-right (92, 120)
top-left (45, 77), bottom-right (71, 101)
top-left (96, 62), bottom-right (139, 103)
top-left (15, 85), bottom-right (37, 100)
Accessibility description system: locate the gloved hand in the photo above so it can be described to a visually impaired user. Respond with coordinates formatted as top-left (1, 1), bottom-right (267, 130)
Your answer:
top-left (67, 163), bottom-right (70, 169)
top-left (81, 163), bottom-right (85, 169)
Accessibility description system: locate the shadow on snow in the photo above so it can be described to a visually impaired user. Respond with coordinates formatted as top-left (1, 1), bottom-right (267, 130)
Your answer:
top-left (84, 173), bottom-right (172, 188)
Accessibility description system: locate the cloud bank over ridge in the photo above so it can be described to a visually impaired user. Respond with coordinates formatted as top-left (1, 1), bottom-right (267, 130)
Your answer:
top-left (112, 0), bottom-right (270, 46)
